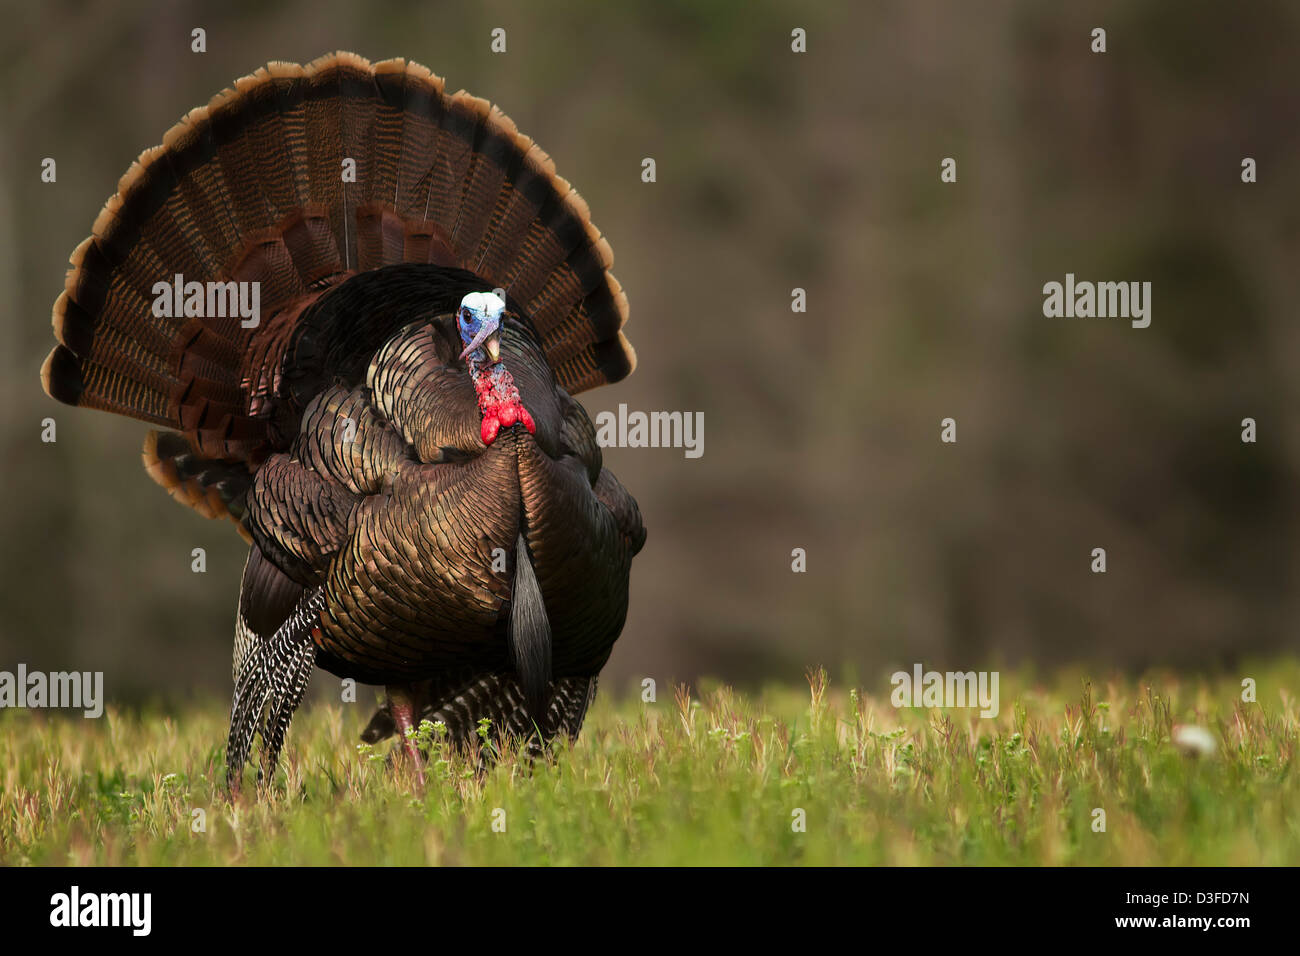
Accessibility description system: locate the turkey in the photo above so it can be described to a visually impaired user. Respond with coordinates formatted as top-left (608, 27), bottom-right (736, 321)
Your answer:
top-left (39, 52), bottom-right (645, 791)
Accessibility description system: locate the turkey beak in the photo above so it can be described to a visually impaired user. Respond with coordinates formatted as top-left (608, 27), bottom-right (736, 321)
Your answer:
top-left (485, 332), bottom-right (501, 364)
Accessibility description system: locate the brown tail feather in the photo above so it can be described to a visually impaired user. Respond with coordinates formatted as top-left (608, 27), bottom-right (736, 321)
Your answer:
top-left (42, 52), bottom-right (634, 510)
top-left (142, 430), bottom-right (255, 537)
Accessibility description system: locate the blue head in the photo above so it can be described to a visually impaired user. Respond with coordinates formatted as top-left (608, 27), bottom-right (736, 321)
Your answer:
top-left (457, 291), bottom-right (505, 364)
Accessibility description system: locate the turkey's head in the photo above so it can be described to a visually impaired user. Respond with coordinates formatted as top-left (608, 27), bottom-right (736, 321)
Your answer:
top-left (457, 291), bottom-right (536, 446)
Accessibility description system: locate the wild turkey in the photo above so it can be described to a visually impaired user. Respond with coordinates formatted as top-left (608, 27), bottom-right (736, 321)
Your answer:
top-left (40, 52), bottom-right (645, 790)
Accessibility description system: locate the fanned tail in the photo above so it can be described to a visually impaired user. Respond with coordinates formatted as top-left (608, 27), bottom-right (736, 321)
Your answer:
top-left (42, 52), bottom-right (635, 526)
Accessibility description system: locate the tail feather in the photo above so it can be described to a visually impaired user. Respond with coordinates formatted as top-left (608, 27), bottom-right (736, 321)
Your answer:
top-left (142, 429), bottom-right (256, 534)
top-left (509, 533), bottom-right (552, 727)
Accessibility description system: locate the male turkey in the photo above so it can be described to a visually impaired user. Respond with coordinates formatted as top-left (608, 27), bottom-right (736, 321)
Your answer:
top-left (40, 52), bottom-right (645, 790)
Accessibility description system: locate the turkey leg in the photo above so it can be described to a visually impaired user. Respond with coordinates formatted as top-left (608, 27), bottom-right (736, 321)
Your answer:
top-left (386, 684), bottom-right (429, 764)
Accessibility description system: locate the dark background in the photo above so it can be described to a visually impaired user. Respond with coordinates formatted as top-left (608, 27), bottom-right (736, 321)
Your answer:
top-left (2, 0), bottom-right (1297, 703)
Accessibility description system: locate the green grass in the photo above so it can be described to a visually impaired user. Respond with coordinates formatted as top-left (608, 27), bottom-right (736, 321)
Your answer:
top-left (1, 663), bottom-right (1297, 865)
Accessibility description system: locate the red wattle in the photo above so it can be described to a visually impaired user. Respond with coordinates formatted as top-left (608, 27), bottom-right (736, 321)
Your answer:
top-left (472, 361), bottom-right (534, 446)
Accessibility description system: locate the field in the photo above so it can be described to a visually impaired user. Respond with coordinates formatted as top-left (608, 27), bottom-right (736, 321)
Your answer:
top-left (2, 663), bottom-right (1297, 866)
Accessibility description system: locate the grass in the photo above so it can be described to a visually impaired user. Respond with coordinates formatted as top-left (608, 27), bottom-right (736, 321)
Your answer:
top-left (1, 662), bottom-right (1297, 865)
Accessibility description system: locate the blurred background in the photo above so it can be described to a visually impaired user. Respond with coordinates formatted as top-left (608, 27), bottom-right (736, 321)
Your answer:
top-left (2, 0), bottom-right (1298, 705)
